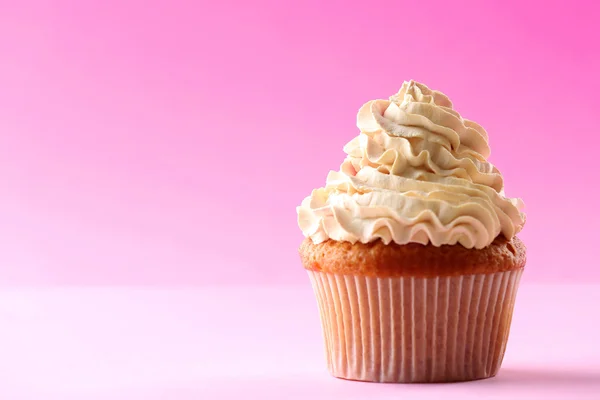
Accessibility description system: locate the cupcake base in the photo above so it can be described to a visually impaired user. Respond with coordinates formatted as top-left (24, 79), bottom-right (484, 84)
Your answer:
top-left (308, 269), bottom-right (523, 383)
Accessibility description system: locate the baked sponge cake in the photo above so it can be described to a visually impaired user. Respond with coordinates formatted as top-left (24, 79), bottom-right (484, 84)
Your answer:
top-left (297, 81), bottom-right (526, 383)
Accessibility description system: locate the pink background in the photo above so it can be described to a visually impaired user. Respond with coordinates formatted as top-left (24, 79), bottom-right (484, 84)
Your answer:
top-left (0, 3), bottom-right (599, 398)
top-left (1, 0), bottom-right (599, 285)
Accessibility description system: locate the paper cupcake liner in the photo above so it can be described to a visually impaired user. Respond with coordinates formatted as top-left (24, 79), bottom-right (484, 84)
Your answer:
top-left (307, 269), bottom-right (523, 383)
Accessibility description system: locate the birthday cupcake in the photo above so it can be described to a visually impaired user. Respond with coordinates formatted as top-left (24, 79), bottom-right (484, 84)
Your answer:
top-left (297, 81), bottom-right (526, 383)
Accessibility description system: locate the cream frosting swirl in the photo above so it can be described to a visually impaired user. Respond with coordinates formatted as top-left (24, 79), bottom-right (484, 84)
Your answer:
top-left (297, 80), bottom-right (525, 249)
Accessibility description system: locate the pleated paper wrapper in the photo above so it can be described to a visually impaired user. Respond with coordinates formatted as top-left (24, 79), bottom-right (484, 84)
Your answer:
top-left (308, 269), bottom-right (523, 383)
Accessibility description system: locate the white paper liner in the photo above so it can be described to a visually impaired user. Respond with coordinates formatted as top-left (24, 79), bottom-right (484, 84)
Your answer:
top-left (308, 269), bottom-right (523, 383)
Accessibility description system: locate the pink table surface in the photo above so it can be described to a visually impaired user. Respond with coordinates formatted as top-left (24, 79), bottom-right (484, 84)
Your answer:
top-left (0, 284), bottom-right (598, 400)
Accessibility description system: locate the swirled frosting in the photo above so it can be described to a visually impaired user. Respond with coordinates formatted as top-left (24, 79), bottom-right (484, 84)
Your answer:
top-left (297, 80), bottom-right (525, 249)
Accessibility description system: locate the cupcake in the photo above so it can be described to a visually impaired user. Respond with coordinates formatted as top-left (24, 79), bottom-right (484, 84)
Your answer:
top-left (297, 80), bottom-right (526, 383)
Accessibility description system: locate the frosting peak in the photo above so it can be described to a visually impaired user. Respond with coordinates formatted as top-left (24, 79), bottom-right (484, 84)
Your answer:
top-left (297, 80), bottom-right (525, 249)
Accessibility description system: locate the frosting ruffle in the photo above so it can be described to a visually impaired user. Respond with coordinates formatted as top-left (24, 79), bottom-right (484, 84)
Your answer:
top-left (297, 80), bottom-right (525, 249)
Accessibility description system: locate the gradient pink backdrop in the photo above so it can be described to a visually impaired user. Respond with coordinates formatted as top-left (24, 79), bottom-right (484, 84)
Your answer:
top-left (0, 0), bottom-right (598, 285)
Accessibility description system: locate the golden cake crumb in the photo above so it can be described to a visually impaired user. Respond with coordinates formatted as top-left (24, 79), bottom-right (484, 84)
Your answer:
top-left (299, 236), bottom-right (526, 278)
